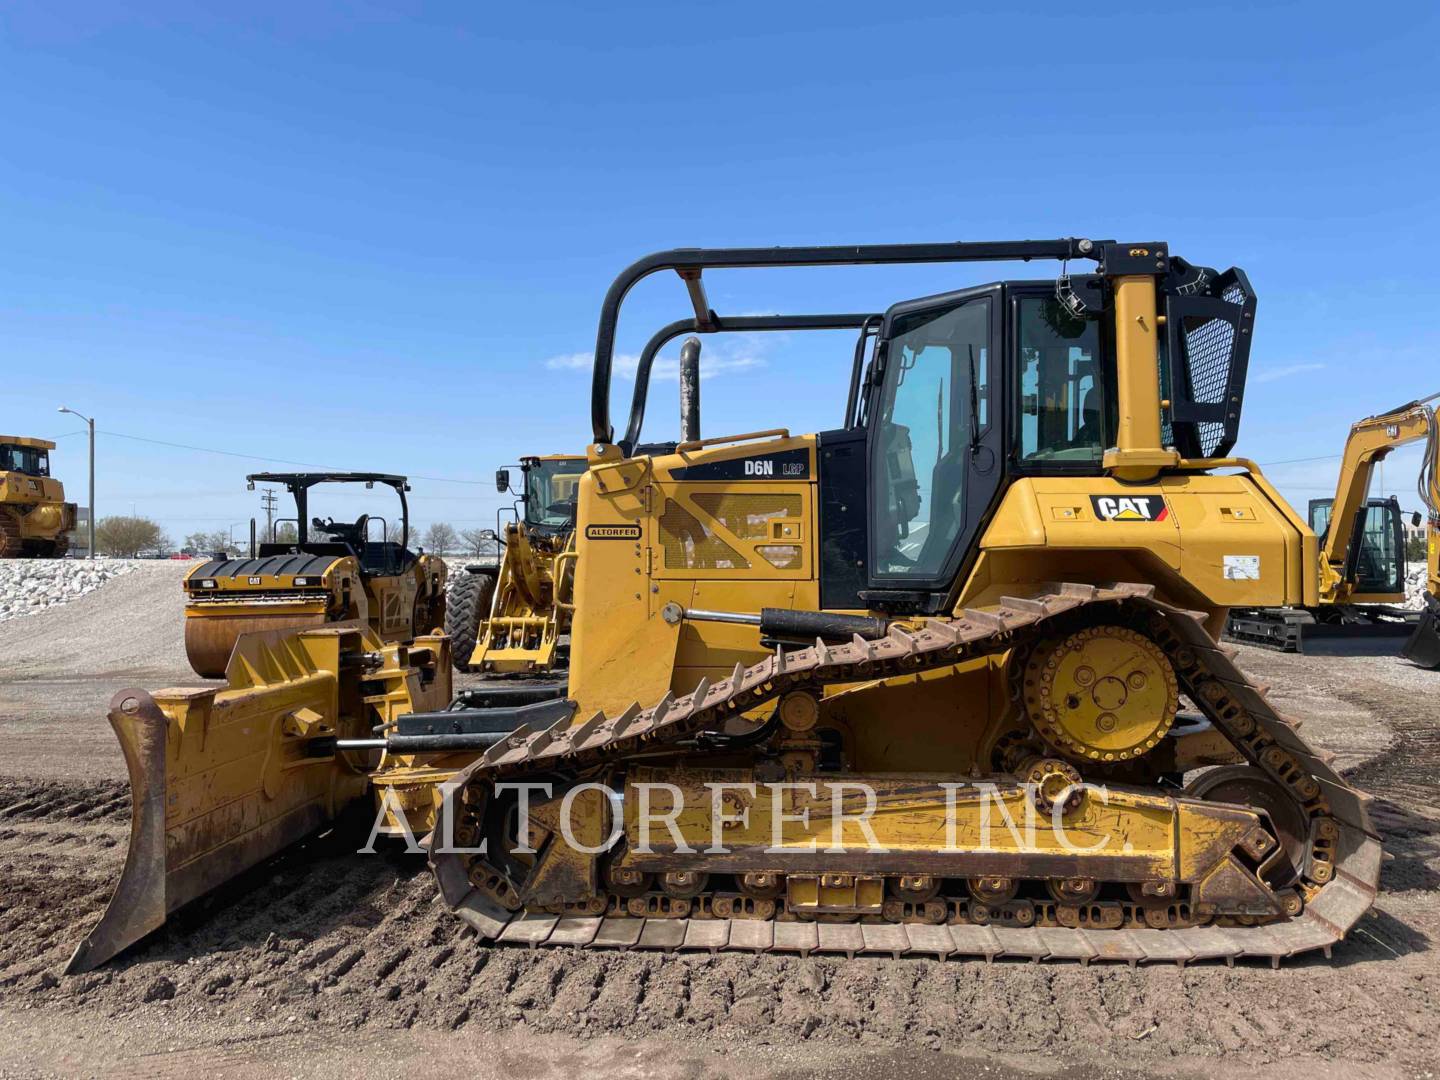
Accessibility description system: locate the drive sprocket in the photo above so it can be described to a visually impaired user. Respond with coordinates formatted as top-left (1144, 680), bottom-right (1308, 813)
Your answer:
top-left (1023, 624), bottom-right (1178, 763)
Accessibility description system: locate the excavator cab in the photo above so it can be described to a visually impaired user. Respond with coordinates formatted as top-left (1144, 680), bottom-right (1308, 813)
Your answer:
top-left (1307, 495), bottom-right (1407, 600)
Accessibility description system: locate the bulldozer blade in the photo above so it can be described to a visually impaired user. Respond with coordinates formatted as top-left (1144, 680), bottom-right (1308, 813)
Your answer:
top-left (66, 630), bottom-right (391, 973)
top-left (1401, 598), bottom-right (1440, 669)
top-left (65, 690), bottom-right (171, 973)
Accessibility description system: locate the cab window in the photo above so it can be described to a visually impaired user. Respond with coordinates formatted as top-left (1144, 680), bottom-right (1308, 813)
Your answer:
top-left (1017, 298), bottom-right (1106, 464)
top-left (0, 445), bottom-right (48, 477)
top-left (524, 459), bottom-right (583, 528)
top-left (1356, 503), bottom-right (1402, 593)
top-left (872, 297), bottom-right (989, 579)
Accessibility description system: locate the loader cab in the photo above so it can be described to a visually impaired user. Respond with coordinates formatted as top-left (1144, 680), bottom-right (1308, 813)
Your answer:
top-left (507, 455), bottom-right (584, 538)
top-left (1309, 495), bottom-right (1407, 597)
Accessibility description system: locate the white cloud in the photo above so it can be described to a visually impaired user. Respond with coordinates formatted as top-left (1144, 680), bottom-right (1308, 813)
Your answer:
top-left (1253, 362), bottom-right (1325, 384)
top-left (542, 352), bottom-right (595, 371)
top-left (541, 344), bottom-right (767, 381)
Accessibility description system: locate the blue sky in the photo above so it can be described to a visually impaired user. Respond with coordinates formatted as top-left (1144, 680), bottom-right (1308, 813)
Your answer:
top-left (2, 1), bottom-right (1437, 543)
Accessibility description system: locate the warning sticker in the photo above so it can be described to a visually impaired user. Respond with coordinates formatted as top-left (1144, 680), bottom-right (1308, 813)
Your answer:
top-left (1222, 555), bottom-right (1261, 580)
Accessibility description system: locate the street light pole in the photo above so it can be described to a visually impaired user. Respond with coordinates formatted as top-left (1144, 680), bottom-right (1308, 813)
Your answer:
top-left (57, 406), bottom-right (95, 559)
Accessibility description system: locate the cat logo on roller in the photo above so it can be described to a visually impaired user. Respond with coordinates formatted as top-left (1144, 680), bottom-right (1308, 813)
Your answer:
top-left (1090, 494), bottom-right (1169, 522)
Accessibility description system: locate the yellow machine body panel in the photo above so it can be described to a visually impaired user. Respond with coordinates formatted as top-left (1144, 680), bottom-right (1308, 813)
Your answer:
top-left (565, 435), bottom-right (1313, 724)
top-left (568, 435), bottom-right (825, 718)
top-left (969, 474), bottom-right (1316, 612)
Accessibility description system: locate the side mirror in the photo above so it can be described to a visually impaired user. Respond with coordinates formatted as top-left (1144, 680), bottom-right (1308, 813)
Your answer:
top-left (495, 468), bottom-right (510, 494)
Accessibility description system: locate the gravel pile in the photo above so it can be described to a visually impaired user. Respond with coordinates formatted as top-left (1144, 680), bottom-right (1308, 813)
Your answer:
top-left (1405, 565), bottom-right (1430, 608)
top-left (0, 559), bottom-right (151, 623)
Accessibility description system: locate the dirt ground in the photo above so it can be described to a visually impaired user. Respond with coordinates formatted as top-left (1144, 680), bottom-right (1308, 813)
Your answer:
top-left (0, 572), bottom-right (1437, 1078)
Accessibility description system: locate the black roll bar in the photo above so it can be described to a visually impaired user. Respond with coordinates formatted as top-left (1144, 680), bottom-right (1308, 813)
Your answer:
top-left (621, 313), bottom-right (877, 452)
top-left (591, 239), bottom-right (1105, 444)
top-left (247, 471), bottom-right (411, 550)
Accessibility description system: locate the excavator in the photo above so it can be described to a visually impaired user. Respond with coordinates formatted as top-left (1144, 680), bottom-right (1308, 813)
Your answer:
top-left (181, 472), bottom-right (448, 677)
top-left (1225, 395), bottom-right (1440, 664)
top-left (71, 238), bottom-right (1382, 974)
top-left (446, 454), bottom-right (584, 675)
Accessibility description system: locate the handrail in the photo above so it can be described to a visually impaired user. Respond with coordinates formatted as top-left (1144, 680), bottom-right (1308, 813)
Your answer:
top-left (675, 429), bottom-right (791, 454)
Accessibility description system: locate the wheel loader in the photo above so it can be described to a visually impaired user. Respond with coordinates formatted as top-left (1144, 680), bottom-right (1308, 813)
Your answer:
top-left (1225, 395), bottom-right (1440, 664)
top-left (181, 472), bottom-right (448, 677)
top-left (446, 455), bottom-right (584, 675)
top-left (0, 436), bottom-right (77, 557)
top-left (71, 238), bottom-right (1383, 975)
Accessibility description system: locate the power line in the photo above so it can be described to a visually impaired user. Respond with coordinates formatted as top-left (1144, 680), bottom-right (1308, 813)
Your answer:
top-left (53, 428), bottom-right (491, 485)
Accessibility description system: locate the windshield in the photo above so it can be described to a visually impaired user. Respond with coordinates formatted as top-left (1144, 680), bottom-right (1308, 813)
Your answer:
top-left (0, 445), bottom-right (49, 477)
top-left (524, 459), bottom-right (584, 529)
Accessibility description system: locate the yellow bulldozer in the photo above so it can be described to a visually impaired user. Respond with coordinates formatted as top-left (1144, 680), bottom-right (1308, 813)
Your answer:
top-left (72, 238), bottom-right (1382, 975)
top-left (0, 436), bottom-right (77, 558)
top-left (181, 472), bottom-right (448, 677)
top-left (1224, 394), bottom-right (1440, 664)
top-left (445, 455), bottom-right (584, 675)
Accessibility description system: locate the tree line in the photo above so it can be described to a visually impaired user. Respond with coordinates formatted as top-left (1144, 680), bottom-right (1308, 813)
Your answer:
top-left (93, 516), bottom-right (498, 558)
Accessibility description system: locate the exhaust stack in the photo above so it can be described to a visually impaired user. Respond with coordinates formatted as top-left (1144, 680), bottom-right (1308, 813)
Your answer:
top-left (679, 336), bottom-right (701, 443)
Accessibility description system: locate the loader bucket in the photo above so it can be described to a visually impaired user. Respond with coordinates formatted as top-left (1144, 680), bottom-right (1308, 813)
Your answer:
top-left (1401, 596), bottom-right (1440, 669)
top-left (65, 626), bottom-right (411, 973)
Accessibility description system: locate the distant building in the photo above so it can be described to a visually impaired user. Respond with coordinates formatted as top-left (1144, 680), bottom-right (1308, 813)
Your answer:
top-left (1404, 512), bottom-right (1428, 547)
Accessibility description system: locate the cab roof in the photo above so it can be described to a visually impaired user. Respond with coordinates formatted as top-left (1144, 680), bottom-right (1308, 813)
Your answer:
top-left (0, 436), bottom-right (55, 450)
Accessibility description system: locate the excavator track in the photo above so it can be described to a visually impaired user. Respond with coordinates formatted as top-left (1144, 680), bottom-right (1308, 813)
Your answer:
top-left (431, 583), bottom-right (1381, 966)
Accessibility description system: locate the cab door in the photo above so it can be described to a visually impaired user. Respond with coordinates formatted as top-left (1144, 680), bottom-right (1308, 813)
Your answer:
top-left (865, 283), bottom-right (1006, 604)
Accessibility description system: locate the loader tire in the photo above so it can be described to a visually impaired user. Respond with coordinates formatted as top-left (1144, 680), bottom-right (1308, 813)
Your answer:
top-left (446, 569), bottom-right (496, 673)
top-left (0, 511), bottom-right (22, 559)
top-left (50, 534), bottom-right (70, 558)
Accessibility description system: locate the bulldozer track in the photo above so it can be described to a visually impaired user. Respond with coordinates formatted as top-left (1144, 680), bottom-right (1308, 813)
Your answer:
top-left (434, 583), bottom-right (1382, 966)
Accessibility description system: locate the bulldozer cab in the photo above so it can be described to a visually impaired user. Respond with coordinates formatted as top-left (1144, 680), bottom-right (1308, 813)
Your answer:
top-left (250, 471), bottom-right (418, 576)
top-left (1308, 495), bottom-right (1407, 599)
top-left (588, 240), bottom-right (1254, 617)
top-left (0, 438), bottom-right (52, 478)
top-left (865, 283), bottom-right (1120, 590)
